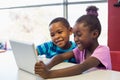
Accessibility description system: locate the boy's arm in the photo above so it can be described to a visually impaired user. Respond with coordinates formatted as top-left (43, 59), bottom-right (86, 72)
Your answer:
top-left (46, 51), bottom-right (74, 69)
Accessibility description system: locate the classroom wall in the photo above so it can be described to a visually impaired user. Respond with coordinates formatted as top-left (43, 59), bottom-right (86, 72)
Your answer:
top-left (108, 0), bottom-right (120, 51)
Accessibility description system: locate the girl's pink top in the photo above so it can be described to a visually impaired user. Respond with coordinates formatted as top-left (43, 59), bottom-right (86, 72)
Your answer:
top-left (73, 45), bottom-right (112, 70)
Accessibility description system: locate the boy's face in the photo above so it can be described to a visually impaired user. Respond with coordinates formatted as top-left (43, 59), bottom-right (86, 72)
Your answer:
top-left (49, 22), bottom-right (72, 49)
top-left (73, 23), bottom-right (93, 50)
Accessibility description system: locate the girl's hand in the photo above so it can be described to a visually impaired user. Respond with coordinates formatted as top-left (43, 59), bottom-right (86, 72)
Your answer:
top-left (35, 61), bottom-right (50, 79)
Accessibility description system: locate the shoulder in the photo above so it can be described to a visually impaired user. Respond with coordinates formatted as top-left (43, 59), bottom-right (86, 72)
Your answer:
top-left (91, 45), bottom-right (111, 70)
top-left (91, 45), bottom-right (110, 59)
top-left (37, 41), bottom-right (54, 47)
top-left (43, 41), bottom-right (53, 44)
top-left (95, 45), bottom-right (110, 52)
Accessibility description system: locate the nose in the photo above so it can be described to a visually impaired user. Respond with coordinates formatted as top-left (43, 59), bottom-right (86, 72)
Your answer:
top-left (74, 36), bottom-right (79, 42)
top-left (54, 34), bottom-right (60, 40)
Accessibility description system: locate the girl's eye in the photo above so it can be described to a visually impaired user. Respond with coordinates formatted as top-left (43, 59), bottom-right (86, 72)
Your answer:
top-left (77, 33), bottom-right (81, 37)
top-left (74, 34), bottom-right (81, 37)
top-left (76, 32), bottom-right (82, 37)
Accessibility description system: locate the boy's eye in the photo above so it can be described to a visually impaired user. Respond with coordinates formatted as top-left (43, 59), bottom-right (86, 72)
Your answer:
top-left (50, 30), bottom-right (63, 37)
top-left (50, 34), bottom-right (55, 37)
top-left (57, 31), bottom-right (63, 34)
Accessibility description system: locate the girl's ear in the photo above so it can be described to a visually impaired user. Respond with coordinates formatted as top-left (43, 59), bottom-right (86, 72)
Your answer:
top-left (69, 27), bottom-right (73, 35)
top-left (92, 29), bottom-right (99, 38)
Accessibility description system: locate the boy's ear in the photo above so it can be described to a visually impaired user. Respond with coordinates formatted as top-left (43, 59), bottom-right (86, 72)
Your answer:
top-left (92, 30), bottom-right (99, 38)
top-left (69, 27), bottom-right (73, 35)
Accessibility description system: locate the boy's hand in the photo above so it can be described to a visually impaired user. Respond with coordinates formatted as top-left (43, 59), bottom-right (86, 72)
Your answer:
top-left (35, 61), bottom-right (50, 79)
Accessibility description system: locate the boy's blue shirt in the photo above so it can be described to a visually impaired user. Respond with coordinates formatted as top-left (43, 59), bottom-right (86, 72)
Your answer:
top-left (37, 41), bottom-right (76, 63)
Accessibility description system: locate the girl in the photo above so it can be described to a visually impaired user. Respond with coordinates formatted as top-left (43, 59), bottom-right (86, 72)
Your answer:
top-left (37, 17), bottom-right (76, 63)
top-left (35, 14), bottom-right (111, 79)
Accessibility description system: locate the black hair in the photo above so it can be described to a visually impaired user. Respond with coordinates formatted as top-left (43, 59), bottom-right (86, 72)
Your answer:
top-left (86, 5), bottom-right (99, 17)
top-left (76, 15), bottom-right (101, 37)
top-left (49, 17), bottom-right (70, 28)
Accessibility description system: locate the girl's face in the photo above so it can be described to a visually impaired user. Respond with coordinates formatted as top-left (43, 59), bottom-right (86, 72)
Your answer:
top-left (73, 22), bottom-right (94, 50)
top-left (49, 22), bottom-right (72, 49)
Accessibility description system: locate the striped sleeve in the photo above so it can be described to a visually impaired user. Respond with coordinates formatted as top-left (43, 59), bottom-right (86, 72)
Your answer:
top-left (37, 42), bottom-right (49, 55)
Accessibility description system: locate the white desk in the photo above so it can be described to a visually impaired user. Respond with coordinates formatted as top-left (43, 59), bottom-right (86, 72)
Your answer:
top-left (0, 51), bottom-right (120, 80)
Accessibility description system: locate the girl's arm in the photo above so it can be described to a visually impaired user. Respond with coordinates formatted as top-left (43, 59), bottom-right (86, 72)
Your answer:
top-left (35, 51), bottom-right (74, 78)
top-left (46, 56), bottom-right (100, 78)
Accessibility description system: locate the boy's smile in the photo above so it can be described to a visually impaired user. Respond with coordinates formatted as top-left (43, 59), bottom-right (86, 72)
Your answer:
top-left (55, 39), bottom-right (63, 45)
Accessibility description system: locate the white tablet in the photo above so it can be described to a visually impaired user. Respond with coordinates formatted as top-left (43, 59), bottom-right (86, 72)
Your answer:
top-left (10, 40), bottom-right (38, 74)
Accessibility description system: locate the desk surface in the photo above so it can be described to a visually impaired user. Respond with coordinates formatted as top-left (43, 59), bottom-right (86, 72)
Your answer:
top-left (0, 51), bottom-right (120, 80)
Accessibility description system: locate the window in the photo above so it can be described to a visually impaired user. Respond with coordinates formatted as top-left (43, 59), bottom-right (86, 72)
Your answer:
top-left (0, 0), bottom-right (63, 8)
top-left (68, 3), bottom-right (108, 45)
top-left (0, 0), bottom-right (108, 49)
